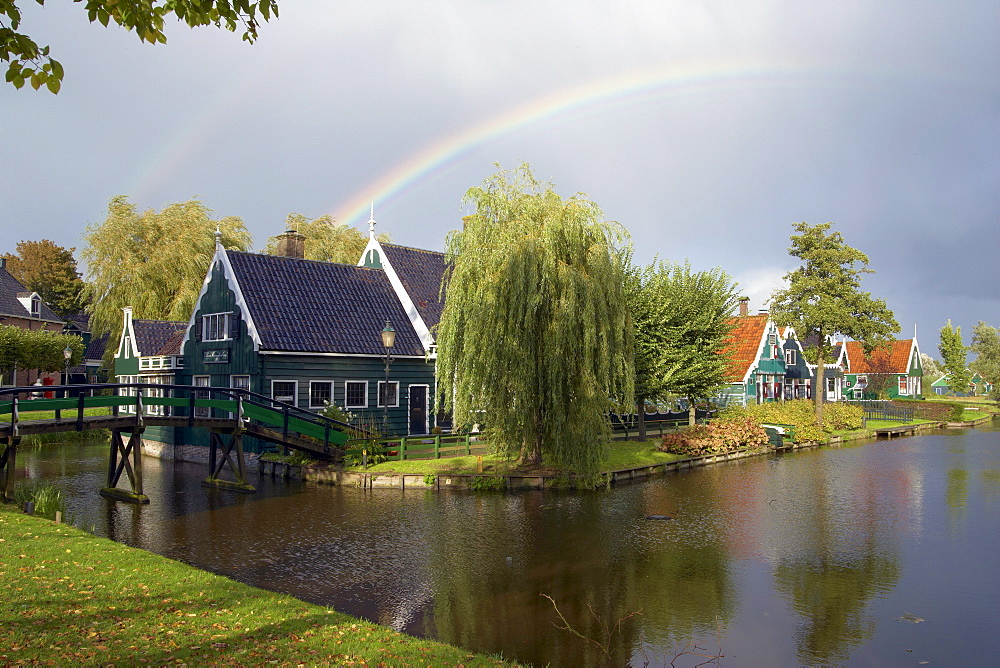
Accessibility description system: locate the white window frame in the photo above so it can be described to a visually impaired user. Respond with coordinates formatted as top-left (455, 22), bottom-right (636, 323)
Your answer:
top-left (30, 295), bottom-right (40, 317)
top-left (230, 375), bottom-right (250, 392)
top-left (271, 379), bottom-right (298, 406)
top-left (898, 377), bottom-right (909, 395)
top-left (309, 380), bottom-right (334, 409)
top-left (193, 375), bottom-right (211, 418)
top-left (377, 381), bottom-right (399, 408)
top-left (202, 312), bottom-right (232, 342)
top-left (344, 380), bottom-right (368, 409)
top-left (785, 349), bottom-right (796, 366)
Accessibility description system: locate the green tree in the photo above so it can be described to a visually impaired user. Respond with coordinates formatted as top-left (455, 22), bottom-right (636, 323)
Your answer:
top-left (262, 214), bottom-right (389, 264)
top-left (435, 164), bottom-right (634, 476)
top-left (970, 321), bottom-right (1000, 387)
top-left (81, 196), bottom-right (252, 344)
top-left (2, 0), bottom-right (277, 92)
top-left (629, 260), bottom-right (738, 434)
top-left (0, 325), bottom-right (83, 383)
top-left (1, 239), bottom-right (86, 318)
top-left (920, 353), bottom-right (943, 388)
top-left (939, 320), bottom-right (971, 396)
top-left (769, 222), bottom-right (898, 424)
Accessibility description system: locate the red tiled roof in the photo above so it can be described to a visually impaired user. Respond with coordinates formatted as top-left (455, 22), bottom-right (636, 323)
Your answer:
top-left (721, 314), bottom-right (768, 382)
top-left (844, 339), bottom-right (913, 374)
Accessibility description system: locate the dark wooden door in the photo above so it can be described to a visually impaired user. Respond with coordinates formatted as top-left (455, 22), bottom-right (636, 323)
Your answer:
top-left (409, 385), bottom-right (427, 434)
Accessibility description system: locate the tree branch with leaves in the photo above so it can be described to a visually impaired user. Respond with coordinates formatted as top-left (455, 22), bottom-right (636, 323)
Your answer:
top-left (2, 0), bottom-right (278, 92)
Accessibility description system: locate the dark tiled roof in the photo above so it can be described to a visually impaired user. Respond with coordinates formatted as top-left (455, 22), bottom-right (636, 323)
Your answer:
top-left (85, 332), bottom-right (109, 361)
top-left (133, 320), bottom-right (187, 357)
top-left (227, 251), bottom-right (425, 356)
top-left (66, 312), bottom-right (90, 331)
top-left (0, 268), bottom-right (62, 322)
top-left (381, 243), bottom-right (446, 330)
top-left (158, 329), bottom-right (185, 356)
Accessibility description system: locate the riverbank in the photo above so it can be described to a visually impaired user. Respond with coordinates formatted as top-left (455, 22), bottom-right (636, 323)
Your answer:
top-left (276, 415), bottom-right (992, 490)
top-left (0, 505), bottom-right (515, 667)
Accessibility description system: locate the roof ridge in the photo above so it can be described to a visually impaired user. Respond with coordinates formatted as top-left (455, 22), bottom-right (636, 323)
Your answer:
top-left (231, 249), bottom-right (385, 270)
top-left (382, 242), bottom-right (445, 256)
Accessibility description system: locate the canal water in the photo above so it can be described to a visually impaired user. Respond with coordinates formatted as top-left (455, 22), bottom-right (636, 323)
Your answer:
top-left (17, 423), bottom-right (1000, 666)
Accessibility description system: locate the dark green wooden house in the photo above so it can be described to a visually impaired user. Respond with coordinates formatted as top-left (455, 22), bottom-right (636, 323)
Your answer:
top-left (176, 225), bottom-right (444, 443)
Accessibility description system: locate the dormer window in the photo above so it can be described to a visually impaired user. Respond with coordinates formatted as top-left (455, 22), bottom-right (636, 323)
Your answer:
top-left (30, 295), bottom-right (40, 317)
top-left (202, 313), bottom-right (232, 341)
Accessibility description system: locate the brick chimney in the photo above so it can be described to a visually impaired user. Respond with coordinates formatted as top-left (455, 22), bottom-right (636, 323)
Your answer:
top-left (738, 297), bottom-right (749, 316)
top-left (275, 228), bottom-right (306, 259)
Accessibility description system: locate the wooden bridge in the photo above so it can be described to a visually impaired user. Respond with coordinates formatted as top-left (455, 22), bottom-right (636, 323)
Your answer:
top-left (0, 383), bottom-right (354, 505)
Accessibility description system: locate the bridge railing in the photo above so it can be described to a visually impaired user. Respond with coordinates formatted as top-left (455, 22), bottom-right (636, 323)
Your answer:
top-left (0, 383), bottom-right (355, 454)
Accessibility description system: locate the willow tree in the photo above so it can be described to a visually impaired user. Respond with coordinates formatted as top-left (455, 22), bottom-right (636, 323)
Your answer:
top-left (81, 196), bottom-right (252, 342)
top-left (262, 213), bottom-right (389, 264)
top-left (770, 222), bottom-right (898, 424)
top-left (436, 165), bottom-right (634, 476)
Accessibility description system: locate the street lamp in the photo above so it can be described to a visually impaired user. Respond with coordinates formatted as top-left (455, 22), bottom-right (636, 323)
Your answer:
top-left (63, 345), bottom-right (73, 397)
top-left (380, 321), bottom-right (396, 435)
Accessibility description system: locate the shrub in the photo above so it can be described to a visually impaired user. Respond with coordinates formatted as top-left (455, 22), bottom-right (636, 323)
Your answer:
top-left (822, 402), bottom-right (864, 431)
top-left (723, 399), bottom-right (864, 443)
top-left (657, 417), bottom-right (768, 457)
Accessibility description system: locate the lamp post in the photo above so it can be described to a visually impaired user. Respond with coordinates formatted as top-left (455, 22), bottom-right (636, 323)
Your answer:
top-left (63, 345), bottom-right (73, 398)
top-left (380, 320), bottom-right (396, 435)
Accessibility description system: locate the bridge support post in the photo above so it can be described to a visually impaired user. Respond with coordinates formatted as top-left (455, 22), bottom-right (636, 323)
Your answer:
top-left (203, 429), bottom-right (255, 493)
top-left (100, 428), bottom-right (150, 504)
top-left (1, 436), bottom-right (19, 502)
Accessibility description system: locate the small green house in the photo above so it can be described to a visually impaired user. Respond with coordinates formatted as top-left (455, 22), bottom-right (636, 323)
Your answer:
top-left (931, 372), bottom-right (993, 397)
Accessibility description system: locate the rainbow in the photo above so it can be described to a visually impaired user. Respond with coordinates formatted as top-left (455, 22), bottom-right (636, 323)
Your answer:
top-left (331, 58), bottom-right (830, 226)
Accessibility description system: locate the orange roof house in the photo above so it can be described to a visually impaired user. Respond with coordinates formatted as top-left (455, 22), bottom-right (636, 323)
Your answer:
top-left (718, 311), bottom-right (814, 405)
top-left (843, 338), bottom-right (923, 399)
top-left (722, 314), bottom-right (771, 384)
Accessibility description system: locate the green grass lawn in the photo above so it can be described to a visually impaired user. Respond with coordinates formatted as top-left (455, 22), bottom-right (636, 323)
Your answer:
top-left (12, 407), bottom-right (114, 421)
top-left (0, 505), bottom-right (514, 666)
top-left (357, 438), bottom-right (681, 476)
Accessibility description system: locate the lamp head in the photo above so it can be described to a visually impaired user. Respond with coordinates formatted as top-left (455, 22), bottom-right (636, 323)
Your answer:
top-left (381, 321), bottom-right (396, 349)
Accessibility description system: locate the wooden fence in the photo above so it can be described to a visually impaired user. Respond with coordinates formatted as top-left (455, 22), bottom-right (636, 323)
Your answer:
top-left (345, 433), bottom-right (488, 462)
top-left (843, 400), bottom-right (915, 423)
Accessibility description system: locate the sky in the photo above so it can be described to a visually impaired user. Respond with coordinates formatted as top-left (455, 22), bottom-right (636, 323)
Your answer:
top-left (2, 1), bottom-right (998, 355)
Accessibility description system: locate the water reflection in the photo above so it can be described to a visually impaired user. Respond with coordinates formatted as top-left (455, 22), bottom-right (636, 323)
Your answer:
top-left (18, 423), bottom-right (1000, 666)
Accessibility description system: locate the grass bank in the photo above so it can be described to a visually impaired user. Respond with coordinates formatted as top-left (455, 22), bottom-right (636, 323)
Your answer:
top-left (358, 439), bottom-right (684, 477)
top-left (0, 505), bottom-right (514, 666)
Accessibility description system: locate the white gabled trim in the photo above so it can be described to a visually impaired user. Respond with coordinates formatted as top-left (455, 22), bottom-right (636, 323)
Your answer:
top-left (181, 244), bottom-right (263, 352)
top-left (116, 307), bottom-right (139, 359)
top-left (908, 336), bottom-right (922, 374)
top-left (358, 235), bottom-right (436, 354)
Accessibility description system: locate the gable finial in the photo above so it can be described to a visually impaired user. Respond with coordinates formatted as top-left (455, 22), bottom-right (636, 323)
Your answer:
top-left (215, 225), bottom-right (222, 248)
top-left (368, 202), bottom-right (377, 238)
